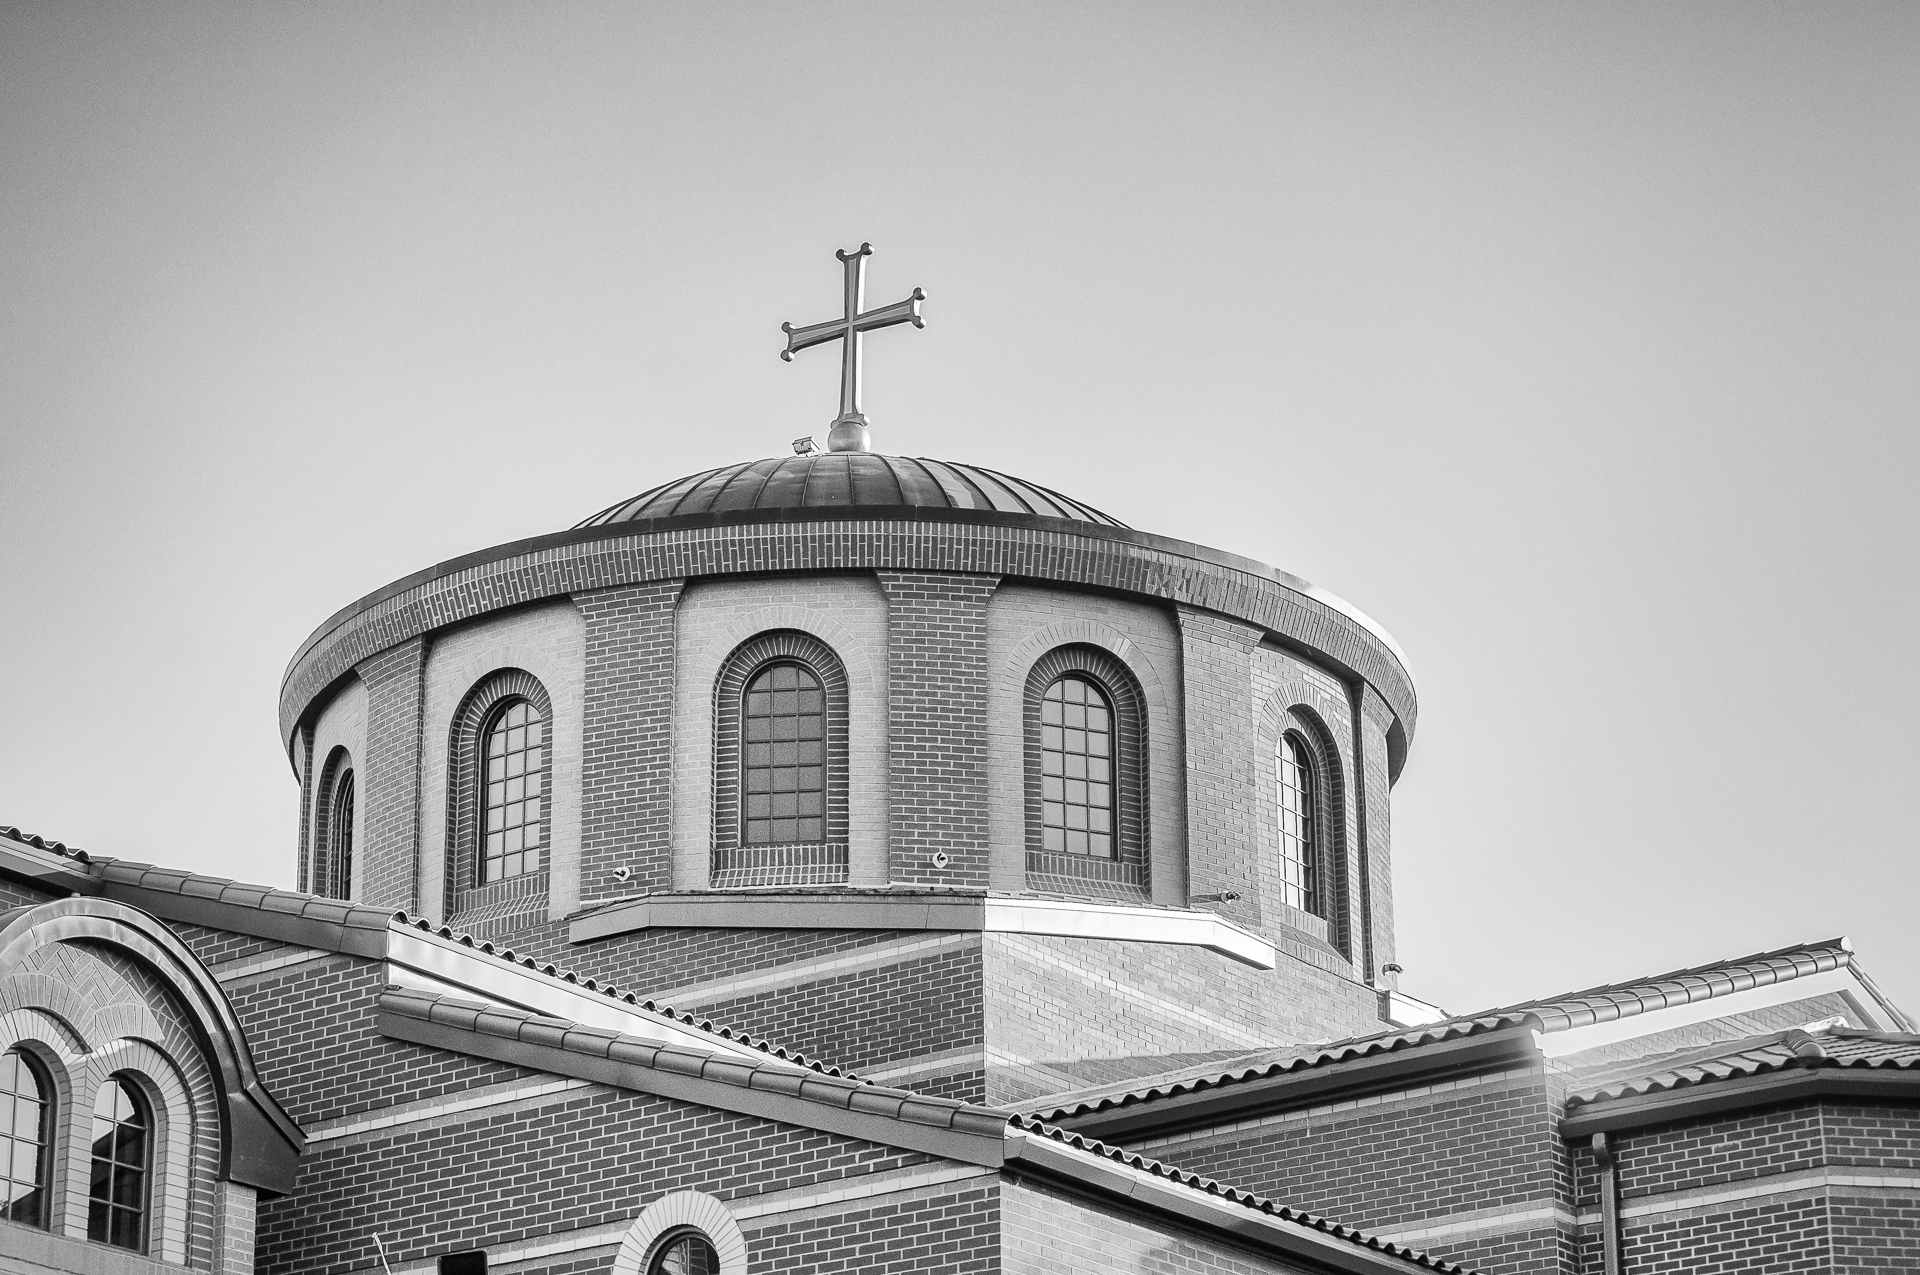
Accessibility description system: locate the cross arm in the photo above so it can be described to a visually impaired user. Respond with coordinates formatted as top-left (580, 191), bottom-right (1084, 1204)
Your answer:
top-left (780, 317), bottom-right (850, 361)
top-left (851, 289), bottom-right (926, 334)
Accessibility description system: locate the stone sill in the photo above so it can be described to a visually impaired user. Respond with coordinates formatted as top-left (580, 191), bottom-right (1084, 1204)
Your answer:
top-left (0, 1222), bottom-right (185, 1275)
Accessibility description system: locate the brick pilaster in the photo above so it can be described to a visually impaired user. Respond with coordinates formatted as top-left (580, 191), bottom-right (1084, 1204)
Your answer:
top-left (1355, 684), bottom-right (1396, 984)
top-left (877, 572), bottom-right (998, 886)
top-left (358, 638), bottom-right (427, 912)
top-left (1175, 606), bottom-right (1262, 928)
top-left (577, 579), bottom-right (685, 903)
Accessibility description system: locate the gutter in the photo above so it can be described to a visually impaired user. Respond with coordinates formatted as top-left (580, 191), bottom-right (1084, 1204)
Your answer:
top-left (1562, 1066), bottom-right (1920, 1139)
top-left (1053, 1025), bottom-right (1539, 1142)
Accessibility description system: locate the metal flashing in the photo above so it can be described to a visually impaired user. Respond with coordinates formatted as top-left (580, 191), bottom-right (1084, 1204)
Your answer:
top-left (569, 891), bottom-right (1276, 968)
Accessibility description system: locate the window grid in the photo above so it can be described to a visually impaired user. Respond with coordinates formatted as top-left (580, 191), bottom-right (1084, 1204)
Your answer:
top-left (648, 1232), bottom-right (720, 1275)
top-left (742, 663), bottom-right (826, 846)
top-left (482, 701), bottom-right (545, 882)
top-left (87, 1077), bottom-right (148, 1252)
top-left (1276, 734), bottom-right (1316, 913)
top-left (1, 1049), bottom-right (51, 1229)
top-left (1040, 676), bottom-right (1114, 858)
top-left (330, 770), bottom-right (355, 900)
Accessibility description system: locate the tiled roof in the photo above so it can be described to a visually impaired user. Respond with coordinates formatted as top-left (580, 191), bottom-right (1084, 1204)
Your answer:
top-left (1031, 938), bottom-right (1861, 1123)
top-left (1480, 938), bottom-right (1854, 1032)
top-left (102, 857), bottom-right (396, 932)
top-left (1, 835), bottom-right (857, 1078)
top-left (382, 986), bottom-right (1001, 1133)
top-left (388, 912), bottom-right (854, 1076)
top-left (1567, 1027), bottom-right (1920, 1109)
top-left (1004, 1117), bottom-right (1477, 1272)
top-left (0, 824), bottom-right (93, 862)
top-left (1032, 1016), bottom-right (1533, 1124)
top-left (383, 986), bottom-right (1477, 1274)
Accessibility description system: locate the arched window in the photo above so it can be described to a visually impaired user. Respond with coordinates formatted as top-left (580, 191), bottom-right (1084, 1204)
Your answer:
top-left (313, 747), bottom-right (355, 902)
top-left (328, 769), bottom-right (356, 900)
top-left (481, 698), bottom-right (546, 883)
top-left (711, 632), bottom-right (849, 889)
top-left (1275, 733), bottom-right (1317, 915)
top-left (1, 1048), bottom-right (53, 1229)
top-left (87, 1076), bottom-right (151, 1252)
top-left (742, 662), bottom-right (826, 847)
top-left (647, 1230), bottom-right (720, 1275)
top-left (445, 669), bottom-right (554, 912)
top-left (1040, 675), bottom-right (1114, 859)
top-left (1023, 646), bottom-right (1149, 900)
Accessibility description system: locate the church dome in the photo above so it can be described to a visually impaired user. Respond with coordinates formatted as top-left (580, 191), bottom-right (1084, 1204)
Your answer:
top-left (575, 453), bottom-right (1128, 529)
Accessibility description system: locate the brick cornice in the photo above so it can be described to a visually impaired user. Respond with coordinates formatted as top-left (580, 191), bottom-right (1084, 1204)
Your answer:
top-left (279, 513), bottom-right (1416, 774)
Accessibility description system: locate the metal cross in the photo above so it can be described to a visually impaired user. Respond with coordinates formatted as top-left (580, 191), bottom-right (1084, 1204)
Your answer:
top-left (781, 243), bottom-right (925, 453)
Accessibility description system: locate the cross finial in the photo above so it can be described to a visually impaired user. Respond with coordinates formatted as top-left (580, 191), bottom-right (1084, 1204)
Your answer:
top-left (781, 244), bottom-right (925, 453)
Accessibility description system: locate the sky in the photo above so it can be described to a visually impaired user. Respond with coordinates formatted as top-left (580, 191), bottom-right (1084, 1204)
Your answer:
top-left (3, 3), bottom-right (1916, 1017)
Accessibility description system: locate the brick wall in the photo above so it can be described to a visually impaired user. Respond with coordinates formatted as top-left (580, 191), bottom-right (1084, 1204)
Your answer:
top-left (1607, 1197), bottom-right (1828, 1273)
top-left (0, 877), bottom-right (58, 909)
top-left (1176, 607), bottom-right (1264, 931)
top-left (1355, 687), bottom-right (1396, 983)
top-left (743, 1179), bottom-right (998, 1275)
top-left (1137, 1066), bottom-right (1566, 1240)
top-left (1567, 1100), bottom-right (1920, 1274)
top-left (416, 599), bottom-right (586, 923)
top-left (1002, 1174), bottom-right (1320, 1274)
top-left (984, 583), bottom-right (1187, 902)
top-left (303, 676), bottom-right (368, 899)
top-left (877, 573), bottom-right (998, 887)
top-left (685, 938), bottom-right (985, 1084)
top-left (576, 580), bottom-right (684, 902)
top-left (221, 952), bottom-right (533, 1127)
top-left (672, 577), bottom-right (891, 888)
top-left (983, 932), bottom-right (1380, 1106)
top-left (1250, 643), bottom-right (1362, 965)
top-left (1824, 1103), bottom-right (1920, 1169)
top-left (1830, 1191), bottom-right (1920, 1269)
top-left (359, 640), bottom-right (428, 912)
top-left (258, 1083), bottom-right (937, 1275)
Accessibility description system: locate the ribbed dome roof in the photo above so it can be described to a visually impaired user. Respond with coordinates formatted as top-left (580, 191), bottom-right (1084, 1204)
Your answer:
top-left (577, 453), bottom-right (1128, 529)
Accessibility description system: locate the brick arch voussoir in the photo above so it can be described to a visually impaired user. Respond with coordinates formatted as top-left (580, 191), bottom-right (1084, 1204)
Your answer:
top-left (699, 605), bottom-right (876, 691)
top-left (1002, 617), bottom-right (1164, 701)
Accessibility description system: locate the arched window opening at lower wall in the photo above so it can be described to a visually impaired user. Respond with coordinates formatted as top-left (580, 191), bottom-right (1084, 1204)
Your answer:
top-left (1, 1047), bottom-right (53, 1229)
top-left (648, 1230), bottom-right (721, 1275)
top-left (87, 1075), bottom-right (151, 1253)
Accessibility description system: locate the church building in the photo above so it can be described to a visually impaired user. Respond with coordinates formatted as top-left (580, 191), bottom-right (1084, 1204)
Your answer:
top-left (4, 248), bottom-right (1917, 1275)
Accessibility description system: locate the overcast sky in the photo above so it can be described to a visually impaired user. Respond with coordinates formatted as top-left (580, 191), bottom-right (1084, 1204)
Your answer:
top-left (3, 3), bottom-right (1915, 1017)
